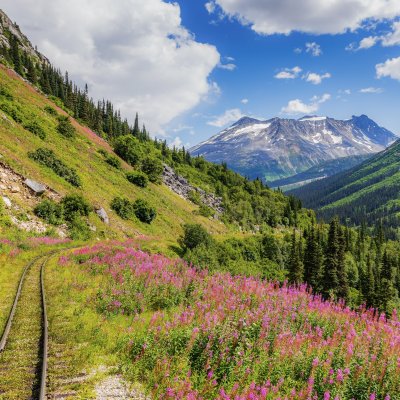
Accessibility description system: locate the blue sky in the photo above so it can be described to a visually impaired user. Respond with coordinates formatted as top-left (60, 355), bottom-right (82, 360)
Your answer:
top-left (2, 0), bottom-right (400, 147)
top-left (165, 1), bottom-right (400, 148)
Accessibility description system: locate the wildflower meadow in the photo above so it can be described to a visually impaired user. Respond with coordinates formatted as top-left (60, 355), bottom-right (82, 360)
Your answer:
top-left (66, 243), bottom-right (400, 399)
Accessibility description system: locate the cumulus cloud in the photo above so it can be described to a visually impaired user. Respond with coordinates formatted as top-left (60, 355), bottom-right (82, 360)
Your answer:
top-left (274, 66), bottom-right (302, 79)
top-left (2, 0), bottom-right (220, 134)
top-left (281, 93), bottom-right (331, 115)
top-left (205, 1), bottom-right (216, 14)
top-left (208, 108), bottom-right (244, 127)
top-left (305, 42), bottom-right (322, 56)
top-left (206, 0), bottom-right (400, 35)
top-left (359, 87), bottom-right (383, 93)
top-left (305, 72), bottom-right (331, 85)
top-left (351, 21), bottom-right (400, 50)
top-left (241, 98), bottom-right (249, 104)
top-left (376, 57), bottom-right (400, 81)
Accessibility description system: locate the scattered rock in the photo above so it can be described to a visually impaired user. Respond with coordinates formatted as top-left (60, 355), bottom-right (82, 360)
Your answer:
top-left (162, 164), bottom-right (224, 214)
top-left (24, 178), bottom-right (46, 195)
top-left (95, 375), bottom-right (150, 400)
top-left (0, 184), bottom-right (6, 190)
top-left (10, 185), bottom-right (20, 193)
top-left (96, 207), bottom-right (110, 225)
top-left (1, 196), bottom-right (11, 208)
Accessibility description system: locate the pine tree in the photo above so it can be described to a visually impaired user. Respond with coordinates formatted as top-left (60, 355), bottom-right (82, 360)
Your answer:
top-left (363, 254), bottom-right (376, 308)
top-left (10, 34), bottom-right (23, 75)
top-left (322, 218), bottom-right (340, 298)
top-left (133, 112), bottom-right (140, 137)
top-left (378, 250), bottom-right (394, 312)
top-left (336, 225), bottom-right (349, 300)
top-left (303, 225), bottom-right (324, 291)
top-left (288, 230), bottom-right (304, 284)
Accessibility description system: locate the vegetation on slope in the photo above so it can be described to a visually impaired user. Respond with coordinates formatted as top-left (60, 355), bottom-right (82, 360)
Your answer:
top-left (290, 141), bottom-right (400, 238)
top-left (52, 241), bottom-right (400, 399)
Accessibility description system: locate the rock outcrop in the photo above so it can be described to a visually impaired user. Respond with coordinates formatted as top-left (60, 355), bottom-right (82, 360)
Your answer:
top-left (162, 165), bottom-right (224, 214)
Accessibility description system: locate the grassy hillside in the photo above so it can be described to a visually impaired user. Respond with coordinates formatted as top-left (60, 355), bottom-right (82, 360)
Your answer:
top-left (290, 140), bottom-right (400, 235)
top-left (0, 64), bottom-right (230, 249)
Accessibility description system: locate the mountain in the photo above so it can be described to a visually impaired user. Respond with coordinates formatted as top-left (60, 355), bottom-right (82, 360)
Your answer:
top-left (270, 154), bottom-right (372, 191)
top-left (290, 139), bottom-right (400, 233)
top-left (191, 115), bottom-right (397, 182)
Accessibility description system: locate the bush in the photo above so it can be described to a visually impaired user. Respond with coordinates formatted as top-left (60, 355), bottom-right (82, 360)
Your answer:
top-left (0, 87), bottom-right (13, 100)
top-left (179, 223), bottom-right (212, 250)
top-left (114, 135), bottom-right (142, 167)
top-left (67, 216), bottom-right (91, 240)
top-left (141, 156), bottom-right (163, 183)
top-left (111, 197), bottom-right (156, 224)
top-left (188, 190), bottom-right (201, 205)
top-left (111, 197), bottom-right (135, 220)
top-left (57, 116), bottom-right (76, 139)
top-left (44, 105), bottom-right (58, 116)
top-left (198, 204), bottom-right (214, 218)
top-left (24, 121), bottom-right (46, 140)
top-left (126, 171), bottom-right (148, 188)
top-left (105, 155), bottom-right (121, 169)
top-left (61, 194), bottom-right (92, 222)
top-left (133, 199), bottom-right (157, 224)
top-left (28, 148), bottom-right (81, 187)
top-left (34, 199), bottom-right (64, 225)
top-left (0, 102), bottom-right (24, 123)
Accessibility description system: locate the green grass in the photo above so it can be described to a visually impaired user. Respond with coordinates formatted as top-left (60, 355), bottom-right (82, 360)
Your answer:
top-left (0, 65), bottom-right (228, 247)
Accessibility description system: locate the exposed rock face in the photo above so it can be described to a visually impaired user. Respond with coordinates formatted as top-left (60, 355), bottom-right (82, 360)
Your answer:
top-left (0, 9), bottom-right (48, 65)
top-left (190, 115), bottom-right (398, 182)
top-left (162, 165), bottom-right (224, 214)
top-left (96, 207), bottom-right (110, 225)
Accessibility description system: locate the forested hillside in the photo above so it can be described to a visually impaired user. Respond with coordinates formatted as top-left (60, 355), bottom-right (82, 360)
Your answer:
top-left (291, 140), bottom-right (400, 238)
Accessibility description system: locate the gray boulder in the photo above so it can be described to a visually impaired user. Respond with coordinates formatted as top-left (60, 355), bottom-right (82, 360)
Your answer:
top-left (24, 179), bottom-right (46, 195)
top-left (96, 207), bottom-right (109, 225)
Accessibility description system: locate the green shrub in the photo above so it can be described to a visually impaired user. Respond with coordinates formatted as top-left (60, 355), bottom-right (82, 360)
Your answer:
top-left (133, 199), bottom-right (157, 224)
top-left (0, 102), bottom-right (24, 123)
top-left (23, 121), bottom-right (46, 140)
top-left (61, 194), bottom-right (92, 222)
top-left (0, 87), bottom-right (13, 100)
top-left (126, 171), bottom-right (148, 188)
top-left (179, 223), bottom-right (212, 250)
top-left (188, 190), bottom-right (201, 205)
top-left (111, 197), bottom-right (135, 220)
top-left (67, 216), bottom-right (91, 240)
top-left (34, 199), bottom-right (63, 225)
top-left (111, 197), bottom-right (156, 224)
top-left (28, 148), bottom-right (81, 187)
top-left (141, 156), bottom-right (163, 183)
top-left (44, 105), bottom-right (58, 116)
top-left (114, 135), bottom-right (142, 166)
top-left (198, 204), bottom-right (214, 218)
top-left (57, 116), bottom-right (76, 139)
top-left (105, 155), bottom-right (121, 169)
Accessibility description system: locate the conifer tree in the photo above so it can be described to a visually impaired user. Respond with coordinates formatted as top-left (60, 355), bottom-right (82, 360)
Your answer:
top-left (133, 112), bottom-right (140, 137)
top-left (288, 230), bottom-right (304, 284)
top-left (322, 218), bottom-right (340, 298)
top-left (303, 225), bottom-right (323, 291)
top-left (10, 34), bottom-right (23, 75)
top-left (336, 225), bottom-right (349, 300)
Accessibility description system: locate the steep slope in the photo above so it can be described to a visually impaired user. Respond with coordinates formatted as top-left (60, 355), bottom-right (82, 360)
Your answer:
top-left (290, 139), bottom-right (400, 230)
top-left (0, 64), bottom-right (228, 246)
top-left (191, 115), bottom-right (396, 182)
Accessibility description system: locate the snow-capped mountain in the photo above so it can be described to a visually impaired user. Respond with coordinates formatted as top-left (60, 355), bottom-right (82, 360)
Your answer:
top-left (190, 115), bottom-right (397, 182)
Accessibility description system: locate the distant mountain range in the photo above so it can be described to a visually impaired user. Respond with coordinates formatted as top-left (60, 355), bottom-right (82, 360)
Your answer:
top-left (190, 115), bottom-right (397, 183)
top-left (289, 138), bottom-right (400, 233)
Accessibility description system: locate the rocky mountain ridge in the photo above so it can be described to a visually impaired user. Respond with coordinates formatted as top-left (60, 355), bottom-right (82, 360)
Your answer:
top-left (191, 114), bottom-right (397, 182)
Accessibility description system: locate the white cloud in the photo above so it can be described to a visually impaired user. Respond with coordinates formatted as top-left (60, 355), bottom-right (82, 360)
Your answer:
top-left (376, 57), bottom-right (400, 81)
top-left (305, 42), bottom-right (322, 56)
top-left (241, 98), bottom-right (249, 104)
top-left (2, 0), bottom-right (220, 134)
top-left (170, 136), bottom-right (183, 148)
top-left (274, 66), bottom-right (302, 79)
top-left (359, 36), bottom-right (379, 49)
top-left (359, 87), bottom-right (383, 93)
top-left (305, 72), bottom-right (331, 85)
top-left (205, 1), bottom-right (216, 14)
top-left (211, 0), bottom-right (400, 35)
top-left (218, 63), bottom-right (236, 71)
top-left (281, 93), bottom-right (331, 115)
top-left (381, 21), bottom-right (400, 46)
top-left (294, 47), bottom-right (302, 54)
top-left (208, 108), bottom-right (244, 127)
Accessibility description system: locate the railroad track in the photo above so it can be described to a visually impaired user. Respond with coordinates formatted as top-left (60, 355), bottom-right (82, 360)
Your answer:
top-left (0, 252), bottom-right (56, 399)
